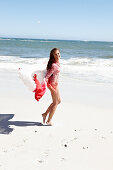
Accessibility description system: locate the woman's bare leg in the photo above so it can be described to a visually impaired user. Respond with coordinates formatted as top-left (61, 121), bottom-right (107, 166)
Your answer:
top-left (46, 86), bottom-right (61, 125)
top-left (42, 103), bottom-right (53, 124)
top-left (46, 104), bottom-right (58, 125)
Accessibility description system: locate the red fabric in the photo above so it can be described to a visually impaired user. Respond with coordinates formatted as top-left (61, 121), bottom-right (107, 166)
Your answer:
top-left (33, 74), bottom-right (46, 101)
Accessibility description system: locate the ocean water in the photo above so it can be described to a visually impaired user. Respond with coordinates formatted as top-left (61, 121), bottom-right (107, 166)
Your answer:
top-left (0, 37), bottom-right (113, 85)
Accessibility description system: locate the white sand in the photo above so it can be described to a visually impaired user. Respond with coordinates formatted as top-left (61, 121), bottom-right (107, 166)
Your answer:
top-left (0, 70), bottom-right (113, 170)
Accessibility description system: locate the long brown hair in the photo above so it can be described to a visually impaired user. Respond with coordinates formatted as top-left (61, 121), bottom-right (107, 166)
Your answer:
top-left (47, 48), bottom-right (60, 70)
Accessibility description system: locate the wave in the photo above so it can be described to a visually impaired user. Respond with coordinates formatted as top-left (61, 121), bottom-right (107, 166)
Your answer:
top-left (100, 55), bottom-right (113, 59)
top-left (1, 56), bottom-right (113, 67)
top-left (0, 56), bottom-right (113, 85)
top-left (0, 38), bottom-right (11, 41)
top-left (40, 41), bottom-right (58, 42)
top-left (61, 57), bottom-right (113, 67)
top-left (19, 40), bottom-right (35, 42)
top-left (0, 56), bottom-right (48, 71)
top-left (61, 58), bottom-right (91, 65)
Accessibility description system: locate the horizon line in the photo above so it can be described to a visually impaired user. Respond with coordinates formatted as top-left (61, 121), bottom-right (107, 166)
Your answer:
top-left (0, 36), bottom-right (113, 43)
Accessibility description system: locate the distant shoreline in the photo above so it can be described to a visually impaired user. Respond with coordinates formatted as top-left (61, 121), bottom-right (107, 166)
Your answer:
top-left (0, 36), bottom-right (113, 43)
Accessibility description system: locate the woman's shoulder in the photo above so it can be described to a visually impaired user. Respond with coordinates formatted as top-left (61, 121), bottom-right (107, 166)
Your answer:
top-left (52, 62), bottom-right (60, 68)
top-left (51, 62), bottom-right (60, 71)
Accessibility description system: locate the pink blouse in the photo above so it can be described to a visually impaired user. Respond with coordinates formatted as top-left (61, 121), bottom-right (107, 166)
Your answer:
top-left (45, 62), bottom-right (60, 89)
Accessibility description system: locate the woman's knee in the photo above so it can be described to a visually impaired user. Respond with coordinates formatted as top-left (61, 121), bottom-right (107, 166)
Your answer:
top-left (53, 99), bottom-right (61, 106)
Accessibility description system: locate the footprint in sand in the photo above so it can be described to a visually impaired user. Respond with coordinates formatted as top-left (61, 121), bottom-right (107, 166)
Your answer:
top-left (83, 146), bottom-right (89, 149)
top-left (37, 150), bottom-right (49, 164)
top-left (60, 157), bottom-right (67, 161)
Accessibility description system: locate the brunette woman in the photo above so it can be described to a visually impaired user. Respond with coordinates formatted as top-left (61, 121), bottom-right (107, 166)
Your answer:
top-left (42, 48), bottom-right (61, 125)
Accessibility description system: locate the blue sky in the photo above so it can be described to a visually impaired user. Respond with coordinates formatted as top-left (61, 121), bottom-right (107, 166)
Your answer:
top-left (0, 0), bottom-right (113, 41)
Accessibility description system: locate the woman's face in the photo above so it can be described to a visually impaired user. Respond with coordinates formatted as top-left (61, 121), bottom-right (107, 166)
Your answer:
top-left (53, 50), bottom-right (61, 62)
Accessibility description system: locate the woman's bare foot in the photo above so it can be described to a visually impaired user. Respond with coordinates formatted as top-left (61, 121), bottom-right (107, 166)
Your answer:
top-left (46, 121), bottom-right (53, 126)
top-left (42, 113), bottom-right (47, 124)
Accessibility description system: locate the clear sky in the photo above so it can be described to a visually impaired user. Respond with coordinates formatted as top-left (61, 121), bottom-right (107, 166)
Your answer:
top-left (0, 0), bottom-right (113, 41)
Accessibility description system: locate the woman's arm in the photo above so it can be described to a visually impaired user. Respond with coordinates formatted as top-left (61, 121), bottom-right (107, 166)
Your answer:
top-left (45, 64), bottom-right (55, 82)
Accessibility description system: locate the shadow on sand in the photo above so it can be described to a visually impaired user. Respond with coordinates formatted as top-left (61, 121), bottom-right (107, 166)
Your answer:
top-left (0, 114), bottom-right (47, 135)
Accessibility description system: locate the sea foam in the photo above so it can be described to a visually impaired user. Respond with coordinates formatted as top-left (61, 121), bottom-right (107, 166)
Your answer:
top-left (0, 56), bottom-right (113, 85)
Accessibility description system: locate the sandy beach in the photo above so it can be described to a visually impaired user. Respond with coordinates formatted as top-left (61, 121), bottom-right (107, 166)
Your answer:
top-left (0, 70), bottom-right (113, 170)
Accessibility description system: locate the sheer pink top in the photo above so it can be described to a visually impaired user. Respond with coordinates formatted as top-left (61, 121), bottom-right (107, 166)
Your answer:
top-left (45, 62), bottom-right (60, 88)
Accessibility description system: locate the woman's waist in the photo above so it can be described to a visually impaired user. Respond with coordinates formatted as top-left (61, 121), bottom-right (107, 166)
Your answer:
top-left (48, 80), bottom-right (58, 86)
top-left (48, 76), bottom-right (59, 83)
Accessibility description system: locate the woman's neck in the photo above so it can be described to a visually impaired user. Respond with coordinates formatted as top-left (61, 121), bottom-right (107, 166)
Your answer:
top-left (55, 60), bottom-right (60, 64)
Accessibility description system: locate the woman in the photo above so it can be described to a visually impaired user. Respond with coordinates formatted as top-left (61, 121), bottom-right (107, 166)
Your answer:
top-left (42, 48), bottom-right (61, 125)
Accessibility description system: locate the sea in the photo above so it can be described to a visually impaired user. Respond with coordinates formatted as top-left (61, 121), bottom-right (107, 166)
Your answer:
top-left (0, 37), bottom-right (113, 85)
